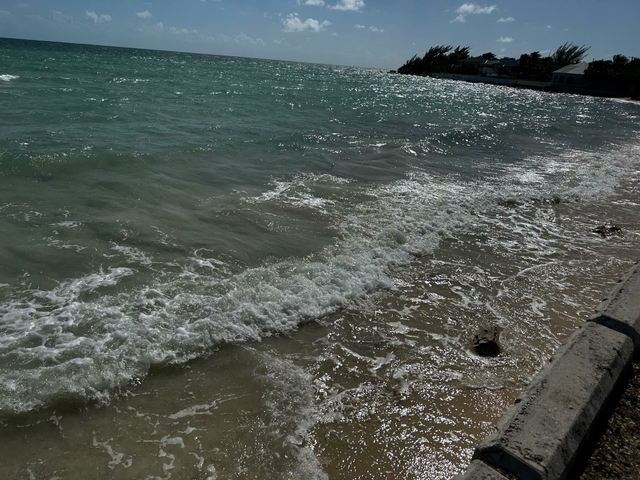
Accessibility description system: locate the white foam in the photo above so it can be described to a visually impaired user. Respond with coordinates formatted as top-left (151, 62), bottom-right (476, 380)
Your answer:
top-left (92, 437), bottom-right (133, 470)
top-left (254, 351), bottom-right (328, 480)
top-left (0, 137), bottom-right (639, 414)
top-left (0, 74), bottom-right (19, 82)
top-left (51, 221), bottom-right (81, 228)
top-left (42, 267), bottom-right (134, 303)
top-left (248, 173), bottom-right (351, 213)
top-left (110, 243), bottom-right (154, 266)
top-left (47, 238), bottom-right (86, 252)
top-left (168, 403), bottom-right (217, 420)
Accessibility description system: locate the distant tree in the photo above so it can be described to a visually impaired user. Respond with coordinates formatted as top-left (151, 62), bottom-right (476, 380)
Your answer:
top-left (613, 54), bottom-right (629, 68)
top-left (480, 52), bottom-right (497, 60)
top-left (585, 55), bottom-right (640, 97)
top-left (551, 42), bottom-right (590, 67)
top-left (585, 60), bottom-right (615, 89)
top-left (419, 45), bottom-right (454, 73)
top-left (516, 52), bottom-right (539, 79)
top-left (515, 51), bottom-right (558, 81)
top-left (398, 54), bottom-right (421, 74)
top-left (449, 46), bottom-right (471, 65)
top-left (628, 58), bottom-right (640, 98)
top-left (398, 45), bottom-right (472, 75)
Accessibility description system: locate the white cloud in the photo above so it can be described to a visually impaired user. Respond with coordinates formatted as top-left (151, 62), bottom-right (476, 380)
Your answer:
top-left (456, 3), bottom-right (496, 14)
top-left (169, 26), bottom-right (199, 35)
top-left (452, 3), bottom-right (496, 22)
top-left (496, 36), bottom-right (513, 43)
top-left (329, 0), bottom-right (365, 12)
top-left (85, 11), bottom-right (111, 23)
top-left (221, 33), bottom-right (262, 45)
top-left (353, 23), bottom-right (382, 32)
top-left (297, 0), bottom-right (325, 6)
top-left (18, 3), bottom-right (28, 9)
top-left (136, 11), bottom-right (152, 19)
top-left (282, 14), bottom-right (330, 32)
top-left (54, 10), bottom-right (75, 22)
top-left (498, 17), bottom-right (514, 22)
top-left (234, 32), bottom-right (266, 46)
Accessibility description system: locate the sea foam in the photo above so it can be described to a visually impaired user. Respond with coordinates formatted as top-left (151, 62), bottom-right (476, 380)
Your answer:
top-left (1, 137), bottom-right (639, 413)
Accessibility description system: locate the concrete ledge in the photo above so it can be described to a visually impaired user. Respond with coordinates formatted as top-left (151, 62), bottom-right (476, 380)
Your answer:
top-left (589, 263), bottom-right (640, 357)
top-left (471, 322), bottom-right (633, 480)
top-left (453, 460), bottom-right (511, 480)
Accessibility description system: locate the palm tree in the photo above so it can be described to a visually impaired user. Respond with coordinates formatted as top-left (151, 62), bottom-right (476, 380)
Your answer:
top-left (551, 43), bottom-right (590, 67)
top-left (397, 45), bottom-right (473, 75)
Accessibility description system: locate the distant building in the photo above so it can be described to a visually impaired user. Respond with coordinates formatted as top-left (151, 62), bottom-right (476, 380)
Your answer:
top-left (458, 57), bottom-right (489, 74)
top-left (551, 62), bottom-right (589, 89)
top-left (481, 60), bottom-right (502, 76)
top-left (458, 57), bottom-right (505, 76)
top-left (499, 58), bottom-right (518, 76)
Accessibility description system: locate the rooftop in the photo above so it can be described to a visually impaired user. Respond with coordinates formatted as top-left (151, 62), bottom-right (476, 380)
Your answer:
top-left (553, 61), bottom-right (589, 75)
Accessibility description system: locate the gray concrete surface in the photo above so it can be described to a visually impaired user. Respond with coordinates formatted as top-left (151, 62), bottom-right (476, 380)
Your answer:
top-left (590, 265), bottom-right (640, 357)
top-left (453, 460), bottom-right (511, 480)
top-left (470, 322), bottom-right (633, 480)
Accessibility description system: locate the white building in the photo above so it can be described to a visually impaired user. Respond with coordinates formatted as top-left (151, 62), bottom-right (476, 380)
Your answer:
top-left (551, 62), bottom-right (589, 89)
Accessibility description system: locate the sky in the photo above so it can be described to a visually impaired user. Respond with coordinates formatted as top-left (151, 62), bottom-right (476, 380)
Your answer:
top-left (1, 1), bottom-right (639, 69)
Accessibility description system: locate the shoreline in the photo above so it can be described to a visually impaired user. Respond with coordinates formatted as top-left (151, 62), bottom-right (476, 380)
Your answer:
top-left (396, 72), bottom-right (640, 102)
top-left (455, 262), bottom-right (640, 479)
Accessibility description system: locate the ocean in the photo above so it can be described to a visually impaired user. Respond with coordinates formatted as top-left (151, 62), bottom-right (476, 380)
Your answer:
top-left (1, 37), bottom-right (639, 479)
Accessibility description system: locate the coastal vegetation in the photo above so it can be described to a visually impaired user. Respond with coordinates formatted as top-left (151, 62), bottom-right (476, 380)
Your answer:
top-left (585, 55), bottom-right (640, 98)
top-left (398, 42), bottom-right (639, 98)
top-left (398, 45), bottom-right (473, 75)
top-left (399, 42), bottom-right (589, 79)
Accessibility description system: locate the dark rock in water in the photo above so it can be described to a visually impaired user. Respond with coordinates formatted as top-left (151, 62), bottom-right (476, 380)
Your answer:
top-left (592, 224), bottom-right (622, 238)
top-left (473, 326), bottom-right (501, 357)
top-left (498, 198), bottom-right (522, 209)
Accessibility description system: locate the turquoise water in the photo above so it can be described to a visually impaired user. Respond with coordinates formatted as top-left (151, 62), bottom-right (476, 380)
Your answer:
top-left (1, 38), bottom-right (640, 478)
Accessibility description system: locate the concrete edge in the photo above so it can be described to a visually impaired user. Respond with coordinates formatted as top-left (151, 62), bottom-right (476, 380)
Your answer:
top-left (453, 460), bottom-right (512, 480)
top-left (590, 314), bottom-right (640, 358)
top-left (472, 323), bottom-right (633, 480)
top-left (588, 262), bottom-right (640, 357)
top-left (455, 262), bottom-right (640, 480)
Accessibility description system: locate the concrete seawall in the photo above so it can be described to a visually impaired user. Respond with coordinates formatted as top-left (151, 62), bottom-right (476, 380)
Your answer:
top-left (431, 73), bottom-right (549, 90)
top-left (455, 262), bottom-right (640, 480)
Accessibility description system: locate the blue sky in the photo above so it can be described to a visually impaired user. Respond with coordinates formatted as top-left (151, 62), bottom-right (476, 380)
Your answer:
top-left (1, 1), bottom-right (638, 68)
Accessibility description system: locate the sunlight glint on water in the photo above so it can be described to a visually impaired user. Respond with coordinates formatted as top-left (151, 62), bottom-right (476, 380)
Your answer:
top-left (1, 38), bottom-right (640, 479)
